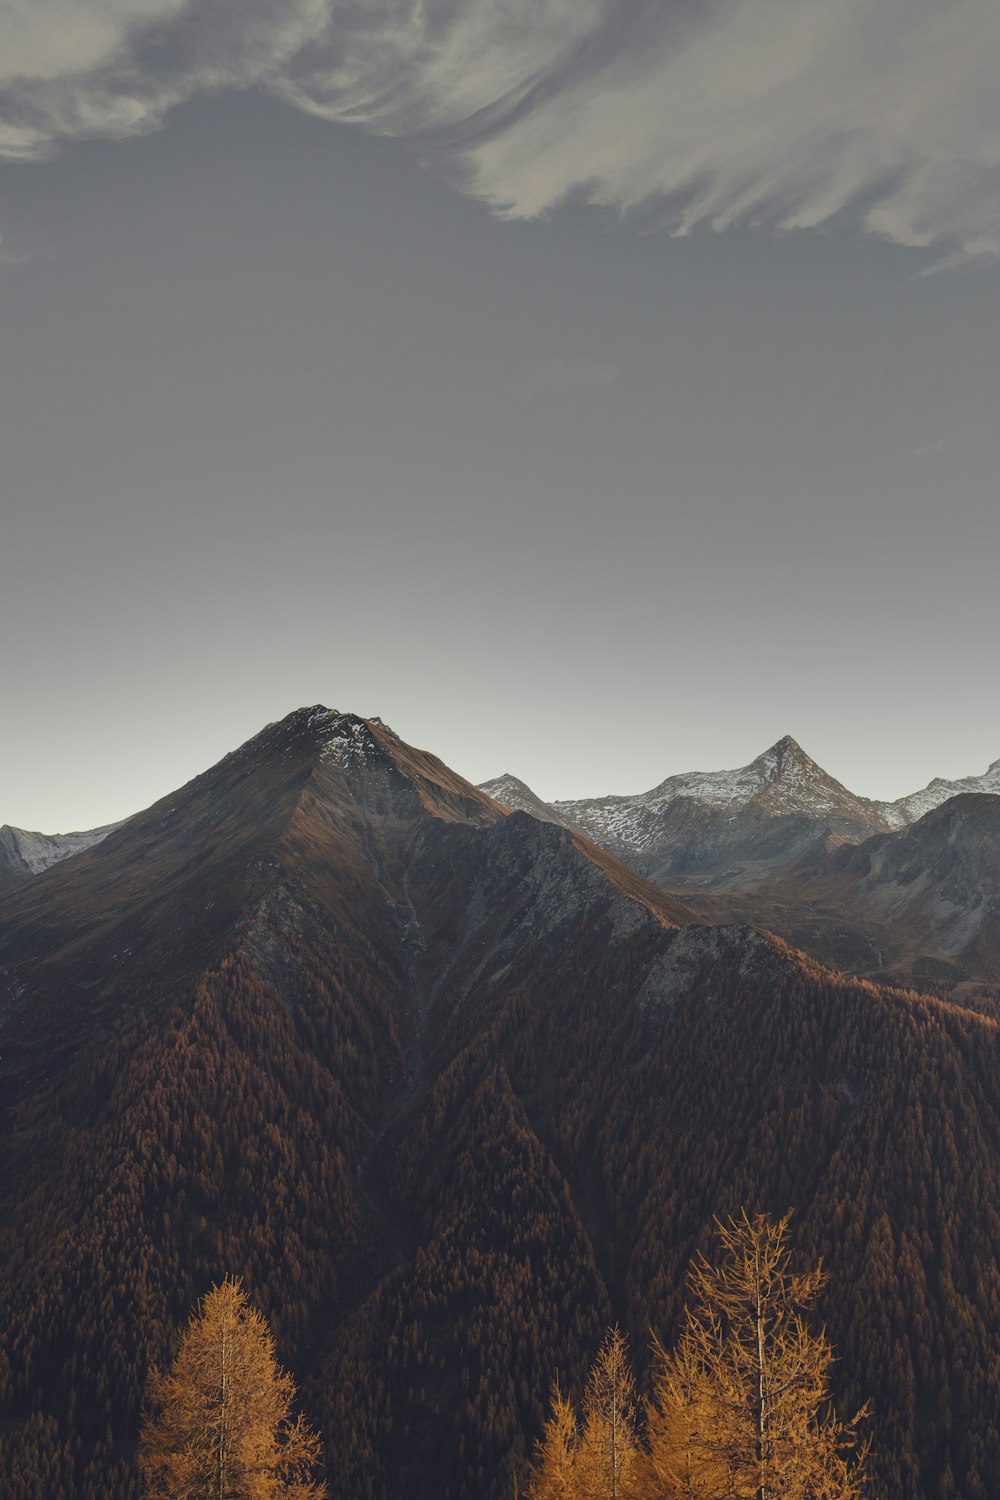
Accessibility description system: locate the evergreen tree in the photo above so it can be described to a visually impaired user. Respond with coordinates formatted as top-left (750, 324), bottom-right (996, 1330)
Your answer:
top-left (577, 1327), bottom-right (643, 1500)
top-left (526, 1384), bottom-right (578, 1500)
top-left (139, 1277), bottom-right (326, 1499)
top-left (528, 1329), bottom-right (643, 1500)
top-left (647, 1212), bottom-right (869, 1500)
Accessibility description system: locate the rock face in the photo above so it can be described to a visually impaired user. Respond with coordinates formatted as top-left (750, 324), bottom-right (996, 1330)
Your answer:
top-left (0, 707), bottom-right (691, 1087)
top-left (478, 773), bottom-right (568, 828)
top-left (657, 791), bottom-right (1000, 992)
top-left (819, 793), bottom-right (1000, 982)
top-left (9, 733), bottom-right (999, 894)
top-left (3, 709), bottom-right (1000, 1500)
top-left (0, 819), bottom-right (119, 889)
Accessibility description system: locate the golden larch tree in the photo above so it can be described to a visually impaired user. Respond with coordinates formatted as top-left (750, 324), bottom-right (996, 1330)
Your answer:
top-left (139, 1276), bottom-right (326, 1499)
top-left (528, 1328), bottom-right (643, 1500)
top-left (647, 1211), bottom-right (869, 1500)
top-left (526, 1383), bottom-right (579, 1500)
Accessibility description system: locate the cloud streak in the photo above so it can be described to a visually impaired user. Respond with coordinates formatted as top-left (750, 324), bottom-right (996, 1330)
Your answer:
top-left (3, 0), bottom-right (1000, 262)
top-left (523, 356), bottom-right (621, 395)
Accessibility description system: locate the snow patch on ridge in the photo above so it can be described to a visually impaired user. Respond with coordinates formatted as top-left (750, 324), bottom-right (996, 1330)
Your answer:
top-left (880, 761), bottom-right (1000, 828)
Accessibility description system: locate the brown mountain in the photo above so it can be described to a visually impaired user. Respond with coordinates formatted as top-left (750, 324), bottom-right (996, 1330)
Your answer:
top-left (2, 710), bottom-right (1000, 1500)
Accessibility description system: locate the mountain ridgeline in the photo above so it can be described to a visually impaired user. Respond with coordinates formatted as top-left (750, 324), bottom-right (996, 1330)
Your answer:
top-left (482, 736), bottom-right (892, 884)
top-left (482, 736), bottom-right (1000, 989)
top-left (1, 709), bottom-right (1000, 1500)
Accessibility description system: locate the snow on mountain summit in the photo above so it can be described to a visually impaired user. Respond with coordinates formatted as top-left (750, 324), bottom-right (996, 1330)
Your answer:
top-left (559, 735), bottom-right (877, 823)
top-left (307, 708), bottom-right (385, 770)
top-left (231, 706), bottom-right (390, 775)
top-left (639, 735), bottom-right (825, 814)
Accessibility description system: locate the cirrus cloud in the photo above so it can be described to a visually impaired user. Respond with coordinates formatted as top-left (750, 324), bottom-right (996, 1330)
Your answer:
top-left (2, 0), bottom-right (1000, 264)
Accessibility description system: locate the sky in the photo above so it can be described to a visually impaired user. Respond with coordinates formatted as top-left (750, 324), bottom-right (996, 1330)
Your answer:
top-left (2, 0), bottom-right (1000, 832)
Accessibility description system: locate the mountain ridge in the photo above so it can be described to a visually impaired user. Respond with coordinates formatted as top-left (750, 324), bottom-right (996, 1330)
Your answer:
top-left (482, 734), bottom-right (1000, 832)
top-left (484, 735), bottom-right (890, 885)
top-left (8, 726), bottom-right (1000, 891)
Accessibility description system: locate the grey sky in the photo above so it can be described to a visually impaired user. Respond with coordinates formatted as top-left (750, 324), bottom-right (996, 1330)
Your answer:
top-left (2, 3), bottom-right (1000, 831)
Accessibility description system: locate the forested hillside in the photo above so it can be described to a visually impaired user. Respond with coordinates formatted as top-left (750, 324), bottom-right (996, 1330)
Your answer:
top-left (1, 709), bottom-right (999, 1499)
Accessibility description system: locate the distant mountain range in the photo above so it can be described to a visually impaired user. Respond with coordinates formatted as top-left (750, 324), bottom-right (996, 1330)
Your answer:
top-left (482, 738), bottom-right (1000, 989)
top-left (2, 708), bottom-right (1000, 1500)
top-left (482, 735), bottom-right (1000, 870)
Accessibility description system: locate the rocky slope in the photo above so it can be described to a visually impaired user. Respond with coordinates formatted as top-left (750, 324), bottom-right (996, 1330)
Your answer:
top-left (812, 792), bottom-right (1000, 986)
top-left (482, 742), bottom-right (1000, 987)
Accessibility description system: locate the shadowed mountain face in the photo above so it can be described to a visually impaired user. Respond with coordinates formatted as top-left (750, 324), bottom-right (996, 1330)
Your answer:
top-left (2, 710), bottom-right (1000, 1500)
top-left (665, 793), bottom-right (1000, 993)
top-left (816, 793), bottom-right (1000, 985)
top-left (0, 708), bottom-right (690, 1103)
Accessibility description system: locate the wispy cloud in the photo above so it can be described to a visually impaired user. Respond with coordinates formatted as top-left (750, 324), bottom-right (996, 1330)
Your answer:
top-left (911, 420), bottom-right (992, 458)
top-left (3, 0), bottom-right (1000, 263)
top-left (0, 233), bottom-right (28, 264)
top-left (524, 356), bottom-right (621, 396)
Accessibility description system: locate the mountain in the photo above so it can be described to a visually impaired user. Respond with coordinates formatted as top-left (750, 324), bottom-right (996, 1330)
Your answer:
top-left (0, 819), bottom-right (119, 890)
top-left (812, 792), bottom-right (1000, 986)
top-left (482, 736), bottom-right (889, 885)
top-left (478, 773), bottom-right (568, 829)
top-left (10, 739), bottom-right (998, 893)
top-left (0, 707), bottom-right (691, 1101)
top-left (480, 743), bottom-right (1000, 988)
top-left (660, 793), bottom-right (1000, 993)
top-left (878, 758), bottom-right (1000, 828)
top-left (2, 709), bottom-right (1000, 1500)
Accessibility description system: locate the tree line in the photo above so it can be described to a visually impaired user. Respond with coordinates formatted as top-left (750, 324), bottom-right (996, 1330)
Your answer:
top-left (141, 1212), bottom-right (869, 1499)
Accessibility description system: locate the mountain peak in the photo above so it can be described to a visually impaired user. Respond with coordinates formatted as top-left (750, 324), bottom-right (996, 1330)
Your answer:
top-left (756, 735), bottom-right (816, 776)
top-left (768, 733), bottom-right (807, 759)
top-left (232, 706), bottom-right (389, 776)
top-left (308, 708), bottom-right (385, 770)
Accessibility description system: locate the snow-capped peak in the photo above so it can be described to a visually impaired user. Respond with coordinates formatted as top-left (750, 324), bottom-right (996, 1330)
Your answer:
top-left (314, 711), bottom-right (384, 770)
top-left (481, 735), bottom-right (887, 877)
top-left (638, 735), bottom-right (841, 816)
